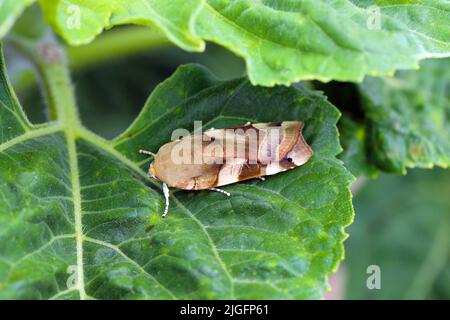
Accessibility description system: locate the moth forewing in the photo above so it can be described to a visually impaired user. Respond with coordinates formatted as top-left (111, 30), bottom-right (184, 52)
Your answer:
top-left (202, 130), bottom-right (226, 165)
top-left (145, 121), bottom-right (313, 216)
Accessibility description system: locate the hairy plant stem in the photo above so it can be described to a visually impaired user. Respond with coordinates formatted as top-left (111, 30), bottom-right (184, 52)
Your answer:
top-left (38, 47), bottom-right (80, 124)
top-left (8, 34), bottom-right (81, 124)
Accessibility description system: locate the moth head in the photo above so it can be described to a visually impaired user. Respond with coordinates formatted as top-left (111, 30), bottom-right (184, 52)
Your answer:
top-left (148, 162), bottom-right (160, 181)
top-left (284, 137), bottom-right (313, 166)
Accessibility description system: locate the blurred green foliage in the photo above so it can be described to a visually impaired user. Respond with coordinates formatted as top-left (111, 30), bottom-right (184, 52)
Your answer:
top-left (345, 169), bottom-right (450, 299)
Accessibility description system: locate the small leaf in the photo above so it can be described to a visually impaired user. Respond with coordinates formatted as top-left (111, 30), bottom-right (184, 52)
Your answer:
top-left (0, 51), bottom-right (354, 298)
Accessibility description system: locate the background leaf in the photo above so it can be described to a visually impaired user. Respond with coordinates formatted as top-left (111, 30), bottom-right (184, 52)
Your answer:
top-left (196, 0), bottom-right (450, 85)
top-left (358, 58), bottom-right (450, 173)
top-left (0, 48), bottom-right (354, 298)
top-left (38, 0), bottom-right (205, 50)
top-left (2, 0), bottom-right (450, 86)
top-left (316, 58), bottom-right (450, 176)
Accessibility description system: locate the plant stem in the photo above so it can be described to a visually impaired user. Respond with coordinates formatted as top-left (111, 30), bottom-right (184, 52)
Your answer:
top-left (8, 34), bottom-right (81, 125)
top-left (36, 43), bottom-right (80, 124)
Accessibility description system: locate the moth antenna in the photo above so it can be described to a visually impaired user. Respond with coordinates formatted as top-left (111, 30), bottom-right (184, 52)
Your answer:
top-left (209, 188), bottom-right (231, 197)
top-left (162, 182), bottom-right (170, 218)
top-left (139, 149), bottom-right (156, 157)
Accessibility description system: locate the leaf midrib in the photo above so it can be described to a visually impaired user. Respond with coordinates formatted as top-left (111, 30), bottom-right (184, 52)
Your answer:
top-left (64, 126), bottom-right (86, 300)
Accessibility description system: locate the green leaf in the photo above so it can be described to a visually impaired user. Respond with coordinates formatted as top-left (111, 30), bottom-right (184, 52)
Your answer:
top-left (0, 48), bottom-right (354, 298)
top-left (0, 45), bottom-right (34, 144)
top-left (38, 0), bottom-right (205, 50)
top-left (345, 168), bottom-right (450, 299)
top-left (359, 58), bottom-right (450, 174)
top-left (3, 0), bottom-right (450, 86)
top-left (112, 68), bottom-right (356, 299)
top-left (320, 58), bottom-right (450, 176)
top-left (0, 0), bottom-right (35, 39)
top-left (195, 0), bottom-right (450, 85)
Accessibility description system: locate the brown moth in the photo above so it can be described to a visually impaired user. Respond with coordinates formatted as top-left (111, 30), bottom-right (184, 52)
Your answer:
top-left (140, 121), bottom-right (313, 217)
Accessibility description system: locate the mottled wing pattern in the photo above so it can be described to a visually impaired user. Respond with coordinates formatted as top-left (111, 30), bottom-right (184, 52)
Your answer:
top-left (151, 121), bottom-right (313, 190)
top-left (200, 121), bottom-right (313, 188)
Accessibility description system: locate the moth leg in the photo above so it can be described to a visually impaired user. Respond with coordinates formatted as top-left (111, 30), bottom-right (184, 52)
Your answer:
top-left (208, 188), bottom-right (231, 197)
top-left (162, 182), bottom-right (170, 218)
top-left (139, 149), bottom-right (156, 157)
top-left (207, 127), bottom-right (215, 131)
top-left (245, 121), bottom-right (251, 126)
top-left (256, 177), bottom-right (266, 181)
